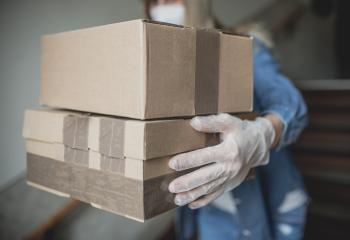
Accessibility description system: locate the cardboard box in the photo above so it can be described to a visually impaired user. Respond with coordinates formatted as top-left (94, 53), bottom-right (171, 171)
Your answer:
top-left (26, 139), bottom-right (176, 181)
top-left (23, 109), bottom-right (215, 221)
top-left (23, 109), bottom-right (256, 221)
top-left (40, 19), bottom-right (253, 119)
top-left (26, 151), bottom-right (179, 221)
top-left (26, 139), bottom-right (179, 221)
top-left (23, 109), bottom-right (218, 160)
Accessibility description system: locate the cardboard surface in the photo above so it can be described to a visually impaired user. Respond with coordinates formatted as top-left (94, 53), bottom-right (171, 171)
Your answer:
top-left (41, 20), bottom-right (145, 118)
top-left (23, 109), bottom-right (219, 160)
top-left (27, 153), bottom-right (180, 221)
top-left (40, 19), bottom-right (253, 119)
top-left (145, 21), bottom-right (196, 118)
top-left (23, 108), bottom-right (257, 221)
top-left (218, 33), bottom-right (253, 112)
top-left (25, 140), bottom-right (173, 181)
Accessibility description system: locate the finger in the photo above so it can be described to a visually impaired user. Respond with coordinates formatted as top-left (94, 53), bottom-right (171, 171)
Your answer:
top-left (169, 144), bottom-right (224, 171)
top-left (168, 163), bottom-right (224, 193)
top-left (190, 113), bottom-right (240, 133)
top-left (225, 166), bottom-right (252, 192)
top-left (188, 188), bottom-right (225, 209)
top-left (173, 177), bottom-right (226, 206)
top-left (187, 167), bottom-right (251, 209)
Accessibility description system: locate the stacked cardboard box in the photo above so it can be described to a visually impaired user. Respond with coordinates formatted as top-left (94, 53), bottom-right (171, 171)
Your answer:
top-left (23, 109), bottom-right (221, 220)
top-left (23, 19), bottom-right (253, 221)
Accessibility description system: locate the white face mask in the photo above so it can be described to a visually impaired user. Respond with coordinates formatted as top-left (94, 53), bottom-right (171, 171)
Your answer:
top-left (150, 3), bottom-right (186, 25)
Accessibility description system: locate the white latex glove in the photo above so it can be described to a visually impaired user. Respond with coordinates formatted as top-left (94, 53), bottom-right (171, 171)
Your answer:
top-left (168, 113), bottom-right (276, 209)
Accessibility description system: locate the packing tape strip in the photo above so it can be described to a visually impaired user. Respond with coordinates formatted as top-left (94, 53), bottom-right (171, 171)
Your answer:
top-left (62, 113), bottom-right (218, 160)
top-left (62, 145), bottom-right (125, 175)
top-left (99, 118), bottom-right (125, 159)
top-left (64, 146), bottom-right (89, 166)
top-left (63, 115), bottom-right (89, 150)
top-left (60, 112), bottom-right (236, 161)
top-left (62, 114), bottom-right (125, 160)
top-left (26, 139), bottom-right (174, 181)
top-left (194, 29), bottom-right (220, 114)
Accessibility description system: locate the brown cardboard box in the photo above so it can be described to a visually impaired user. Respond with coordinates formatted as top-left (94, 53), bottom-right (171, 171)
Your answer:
top-left (40, 19), bottom-right (253, 119)
top-left (23, 108), bottom-right (217, 221)
top-left (26, 152), bottom-right (179, 221)
top-left (23, 109), bottom-right (218, 160)
top-left (23, 109), bottom-right (256, 221)
top-left (25, 140), bottom-right (174, 180)
top-left (25, 139), bottom-right (179, 221)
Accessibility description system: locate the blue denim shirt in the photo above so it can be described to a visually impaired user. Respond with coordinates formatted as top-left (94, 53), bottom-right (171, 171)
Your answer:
top-left (253, 40), bottom-right (308, 148)
top-left (176, 39), bottom-right (309, 240)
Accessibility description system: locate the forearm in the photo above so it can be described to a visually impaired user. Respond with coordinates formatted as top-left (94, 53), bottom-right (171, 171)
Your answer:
top-left (253, 41), bottom-right (308, 148)
top-left (264, 113), bottom-right (284, 149)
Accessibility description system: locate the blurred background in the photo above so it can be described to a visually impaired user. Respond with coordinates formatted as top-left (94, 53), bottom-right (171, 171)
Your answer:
top-left (0, 0), bottom-right (349, 239)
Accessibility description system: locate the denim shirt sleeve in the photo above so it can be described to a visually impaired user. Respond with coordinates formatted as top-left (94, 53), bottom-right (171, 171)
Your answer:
top-left (253, 39), bottom-right (308, 149)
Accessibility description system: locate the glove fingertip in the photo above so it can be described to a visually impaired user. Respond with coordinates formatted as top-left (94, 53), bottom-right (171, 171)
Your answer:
top-left (168, 156), bottom-right (181, 171)
top-left (168, 181), bottom-right (176, 193)
top-left (174, 198), bottom-right (182, 206)
top-left (174, 195), bottom-right (186, 206)
top-left (190, 117), bottom-right (203, 130)
top-left (168, 159), bottom-right (176, 170)
top-left (188, 202), bottom-right (202, 209)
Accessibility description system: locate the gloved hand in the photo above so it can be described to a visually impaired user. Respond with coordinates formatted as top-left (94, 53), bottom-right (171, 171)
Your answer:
top-left (168, 113), bottom-right (276, 209)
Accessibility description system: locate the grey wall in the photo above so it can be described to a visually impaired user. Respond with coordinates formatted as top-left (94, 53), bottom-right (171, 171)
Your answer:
top-left (275, 12), bottom-right (337, 80)
top-left (0, 0), bottom-right (140, 188)
top-left (213, 0), bottom-right (276, 26)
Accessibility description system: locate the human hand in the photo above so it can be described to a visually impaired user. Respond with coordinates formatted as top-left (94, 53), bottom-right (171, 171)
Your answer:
top-left (168, 113), bottom-right (276, 209)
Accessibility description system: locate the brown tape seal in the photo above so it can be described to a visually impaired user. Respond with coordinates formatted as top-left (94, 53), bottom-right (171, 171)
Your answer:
top-left (195, 29), bottom-right (220, 114)
top-left (63, 143), bottom-right (125, 175)
top-left (63, 115), bottom-right (89, 149)
top-left (99, 118), bottom-right (125, 159)
top-left (100, 155), bottom-right (125, 174)
top-left (64, 146), bottom-right (89, 166)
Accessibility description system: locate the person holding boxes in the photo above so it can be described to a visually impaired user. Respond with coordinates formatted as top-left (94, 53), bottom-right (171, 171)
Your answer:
top-left (25, 1), bottom-right (308, 239)
top-left (144, 0), bottom-right (309, 239)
